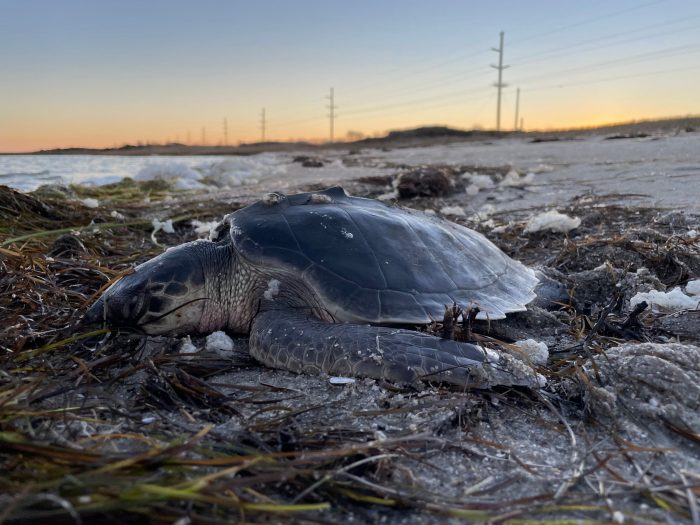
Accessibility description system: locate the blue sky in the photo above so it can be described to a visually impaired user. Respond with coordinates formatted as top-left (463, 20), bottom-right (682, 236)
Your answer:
top-left (1, 0), bottom-right (699, 150)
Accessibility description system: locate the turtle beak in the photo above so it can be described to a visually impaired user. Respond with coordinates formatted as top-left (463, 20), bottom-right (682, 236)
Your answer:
top-left (82, 296), bottom-right (106, 327)
top-left (82, 275), bottom-right (150, 331)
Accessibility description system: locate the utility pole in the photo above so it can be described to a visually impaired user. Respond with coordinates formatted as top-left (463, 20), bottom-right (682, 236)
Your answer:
top-left (520, 117), bottom-right (524, 131)
top-left (201, 127), bottom-right (206, 146)
top-left (223, 117), bottom-right (228, 146)
top-left (260, 108), bottom-right (266, 142)
top-left (326, 87), bottom-right (337, 142)
top-left (491, 31), bottom-right (509, 132)
top-left (514, 87), bottom-right (520, 131)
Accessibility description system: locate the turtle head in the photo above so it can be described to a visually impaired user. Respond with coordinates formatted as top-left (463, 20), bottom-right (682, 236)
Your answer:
top-left (84, 241), bottom-right (215, 335)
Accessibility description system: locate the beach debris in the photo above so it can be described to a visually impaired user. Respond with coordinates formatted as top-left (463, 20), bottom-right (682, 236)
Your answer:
top-left (47, 234), bottom-right (87, 258)
top-left (630, 287), bottom-right (700, 312)
top-left (524, 210), bottom-right (581, 233)
top-left (293, 155), bottom-right (324, 167)
top-left (396, 167), bottom-right (452, 198)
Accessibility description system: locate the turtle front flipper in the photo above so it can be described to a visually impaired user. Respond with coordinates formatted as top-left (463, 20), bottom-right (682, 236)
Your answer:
top-left (249, 310), bottom-right (543, 389)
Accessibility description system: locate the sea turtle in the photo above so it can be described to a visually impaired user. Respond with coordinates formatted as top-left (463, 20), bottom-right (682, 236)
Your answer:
top-left (85, 187), bottom-right (542, 388)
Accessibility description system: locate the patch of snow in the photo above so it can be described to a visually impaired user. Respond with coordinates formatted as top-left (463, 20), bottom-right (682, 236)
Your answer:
top-left (205, 331), bottom-right (234, 354)
top-left (524, 210), bottom-right (581, 233)
top-left (141, 416), bottom-right (156, 424)
top-left (686, 279), bottom-right (700, 296)
top-left (687, 229), bottom-right (698, 237)
top-left (80, 198), bottom-right (99, 208)
top-left (440, 206), bottom-right (465, 216)
top-left (110, 210), bottom-right (125, 220)
top-left (630, 287), bottom-right (700, 312)
top-left (515, 339), bottom-right (549, 366)
top-left (263, 279), bottom-right (281, 300)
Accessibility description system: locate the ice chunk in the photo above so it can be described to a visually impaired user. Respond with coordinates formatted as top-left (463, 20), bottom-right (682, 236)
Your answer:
top-left (464, 174), bottom-right (494, 195)
top-left (515, 339), bottom-right (549, 366)
top-left (206, 331), bottom-right (234, 353)
top-left (135, 162), bottom-right (202, 183)
top-left (630, 287), bottom-right (700, 312)
top-left (524, 210), bottom-right (581, 233)
top-left (500, 169), bottom-right (535, 188)
top-left (80, 198), bottom-right (99, 208)
top-left (686, 279), bottom-right (700, 296)
top-left (179, 336), bottom-right (198, 354)
top-left (329, 377), bottom-right (356, 385)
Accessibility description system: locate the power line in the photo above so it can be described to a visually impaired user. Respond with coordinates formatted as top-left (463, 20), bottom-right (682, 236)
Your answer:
top-left (509, 41), bottom-right (700, 86)
top-left (509, 0), bottom-right (668, 46)
top-left (491, 31), bottom-right (509, 131)
top-left (510, 16), bottom-right (700, 68)
top-left (522, 62), bottom-right (700, 93)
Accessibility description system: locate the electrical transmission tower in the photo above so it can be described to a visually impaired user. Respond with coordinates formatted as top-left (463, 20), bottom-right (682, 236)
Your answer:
top-left (260, 108), bottom-right (266, 142)
top-left (326, 87), bottom-right (338, 142)
top-left (514, 87), bottom-right (520, 131)
top-left (491, 31), bottom-right (509, 132)
top-left (223, 117), bottom-right (229, 145)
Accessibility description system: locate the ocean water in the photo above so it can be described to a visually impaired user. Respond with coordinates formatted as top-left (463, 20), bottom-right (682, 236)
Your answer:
top-left (0, 154), bottom-right (288, 192)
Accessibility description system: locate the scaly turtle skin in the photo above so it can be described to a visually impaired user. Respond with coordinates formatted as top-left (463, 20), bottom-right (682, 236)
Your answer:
top-left (85, 187), bottom-right (542, 388)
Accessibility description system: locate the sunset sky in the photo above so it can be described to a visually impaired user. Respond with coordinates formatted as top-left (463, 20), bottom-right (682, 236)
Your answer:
top-left (1, 0), bottom-right (699, 151)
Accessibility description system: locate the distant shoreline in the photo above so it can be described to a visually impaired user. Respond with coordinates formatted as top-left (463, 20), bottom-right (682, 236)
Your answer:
top-left (3, 116), bottom-right (698, 156)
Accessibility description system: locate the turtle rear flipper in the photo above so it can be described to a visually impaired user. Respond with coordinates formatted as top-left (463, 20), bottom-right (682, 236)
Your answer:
top-left (249, 309), bottom-right (543, 389)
